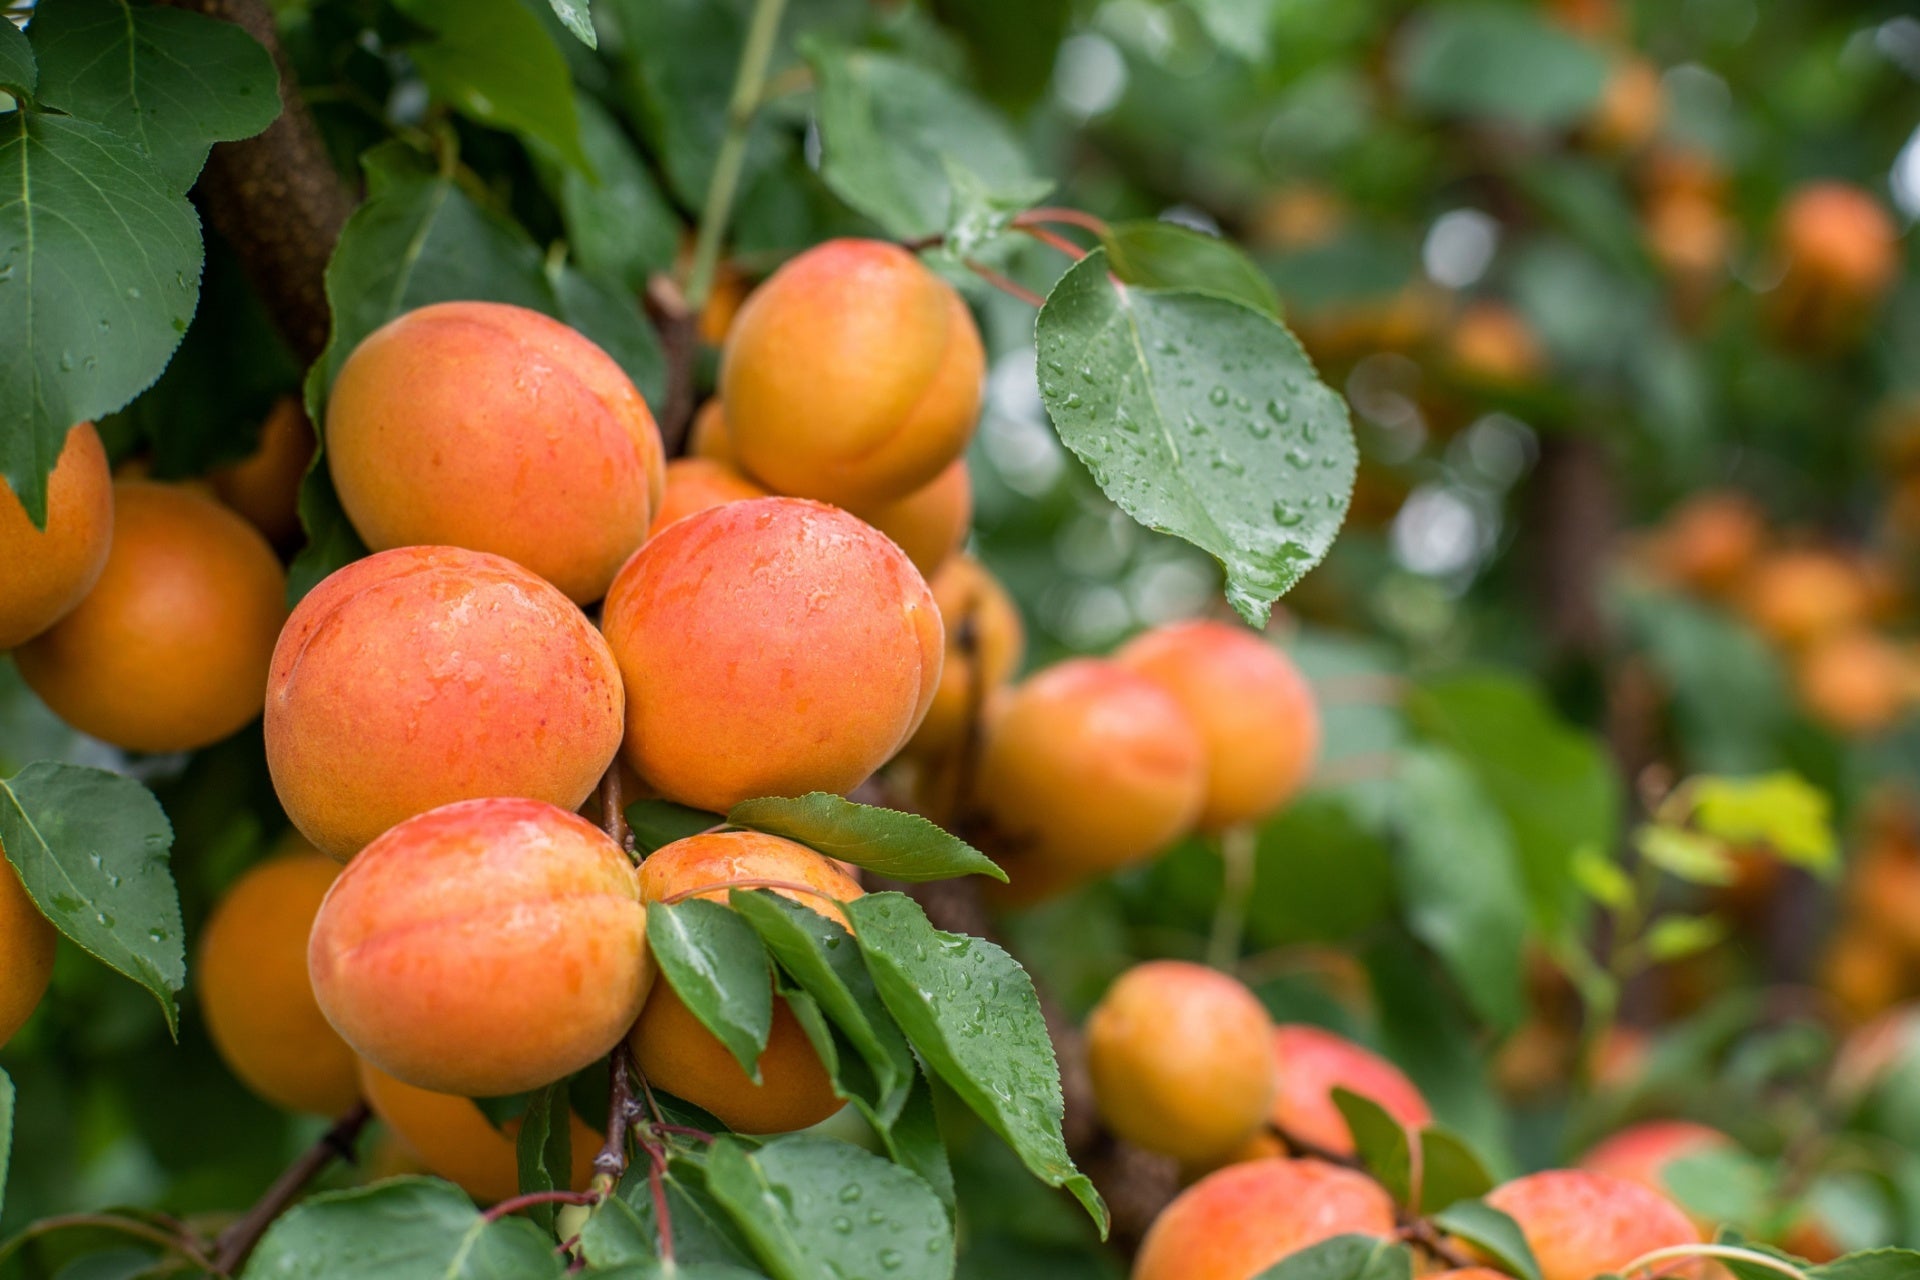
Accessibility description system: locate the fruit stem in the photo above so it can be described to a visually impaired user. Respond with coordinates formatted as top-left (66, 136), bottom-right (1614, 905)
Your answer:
top-left (686, 0), bottom-right (790, 312)
top-left (1206, 825), bottom-right (1258, 970)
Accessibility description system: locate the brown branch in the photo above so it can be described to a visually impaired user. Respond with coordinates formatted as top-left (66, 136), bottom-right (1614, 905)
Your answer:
top-left (645, 275), bottom-right (700, 455)
top-left (594, 1039), bottom-right (645, 1187)
top-left (1399, 1218), bottom-right (1479, 1270)
top-left (211, 1102), bottom-right (372, 1274)
top-left (600, 764), bottom-right (630, 855)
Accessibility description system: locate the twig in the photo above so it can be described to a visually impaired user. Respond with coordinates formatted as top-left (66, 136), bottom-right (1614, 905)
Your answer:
top-left (1206, 825), bottom-right (1258, 970)
top-left (0, 1214), bottom-right (219, 1274)
top-left (644, 274), bottom-right (699, 454)
top-left (600, 764), bottom-right (630, 855)
top-left (964, 259), bottom-right (1046, 308)
top-left (481, 1190), bottom-right (599, 1224)
top-left (1020, 207), bottom-right (1112, 237)
top-left (594, 1039), bottom-right (644, 1186)
top-left (1268, 1123), bottom-right (1366, 1171)
top-left (211, 1103), bottom-right (372, 1273)
top-left (1015, 223), bottom-right (1088, 260)
top-left (685, 0), bottom-right (790, 312)
top-left (1398, 1218), bottom-right (1478, 1270)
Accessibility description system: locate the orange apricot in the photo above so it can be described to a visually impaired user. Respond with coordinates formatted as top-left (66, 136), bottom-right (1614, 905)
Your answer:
top-left (1086, 961), bottom-right (1276, 1165)
top-left (1589, 56), bottom-right (1664, 153)
top-left (721, 239), bottom-right (983, 507)
top-left (649, 458), bottom-right (770, 537)
top-left (1132, 1157), bottom-right (1396, 1280)
top-left (1447, 301), bottom-right (1545, 387)
top-left (309, 798), bottom-right (651, 1096)
top-left (847, 460), bottom-right (972, 579)
top-left (0, 421), bottom-right (112, 651)
top-left (688, 399), bottom-right (735, 464)
top-left (198, 844), bottom-right (359, 1115)
top-left (602, 498), bottom-right (942, 812)
top-left (1116, 620), bottom-right (1321, 830)
top-left (0, 840), bottom-right (56, 1046)
top-left (1795, 628), bottom-right (1912, 736)
top-left (1483, 1170), bottom-right (1701, 1280)
top-left (325, 301), bottom-right (665, 603)
top-left (1651, 491), bottom-right (1765, 596)
top-left (1823, 926), bottom-right (1909, 1023)
top-left (1774, 183), bottom-right (1900, 309)
top-left (265, 545), bottom-right (625, 859)
top-left (16, 482), bottom-right (285, 753)
top-left (904, 555), bottom-right (1025, 762)
top-left (1266, 1024), bottom-right (1430, 1158)
top-left (1738, 549), bottom-right (1871, 649)
top-left (211, 395), bottom-right (315, 548)
top-left (1580, 1120), bottom-right (1731, 1232)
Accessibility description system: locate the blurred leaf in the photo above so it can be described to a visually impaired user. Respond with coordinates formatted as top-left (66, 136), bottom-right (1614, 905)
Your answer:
top-left (240, 1177), bottom-right (565, 1278)
top-left (943, 159), bottom-right (1052, 261)
top-left (930, 0), bottom-right (1069, 108)
top-left (729, 793), bottom-right (1006, 883)
top-left (1244, 796), bottom-right (1396, 946)
top-left (0, 1065), bottom-right (11, 1219)
top-left (1250, 1235), bottom-right (1415, 1280)
top-left (1635, 825), bottom-right (1737, 886)
top-left (395, 0), bottom-right (589, 173)
top-left (647, 899), bottom-right (773, 1077)
top-left (1417, 1127), bottom-right (1496, 1214)
top-left (1186, 0), bottom-right (1280, 64)
top-left (1101, 221), bottom-right (1281, 318)
top-left (1661, 1148), bottom-right (1770, 1233)
top-left (1689, 773), bottom-right (1837, 874)
top-left (1395, 4), bottom-right (1608, 129)
top-left (1430, 1201), bottom-right (1541, 1280)
top-left (626, 800), bottom-right (722, 855)
top-left (1809, 1252), bottom-right (1920, 1280)
top-left (1643, 914), bottom-right (1729, 963)
top-left (1035, 249), bottom-right (1356, 626)
top-left (536, 93), bottom-right (679, 294)
top-left (515, 1082), bottom-right (572, 1231)
top-left (1571, 846), bottom-right (1633, 909)
top-left (1332, 1089), bottom-right (1413, 1206)
top-left (547, 0), bottom-right (596, 47)
top-left (0, 19), bottom-right (32, 99)
top-left (1612, 584), bottom-right (1791, 773)
top-left (545, 256), bottom-right (667, 409)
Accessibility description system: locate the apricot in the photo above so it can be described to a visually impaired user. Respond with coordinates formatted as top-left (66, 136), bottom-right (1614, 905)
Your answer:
top-left (358, 1060), bottom-right (599, 1203)
top-left (1117, 621), bottom-right (1320, 830)
top-left (1447, 301), bottom-right (1545, 387)
top-left (630, 831), bottom-right (861, 1133)
top-left (1774, 183), bottom-right (1899, 310)
top-left (1796, 628), bottom-right (1912, 736)
top-left (721, 239), bottom-right (983, 507)
top-left (976, 659), bottom-right (1205, 892)
top-left (325, 301), bottom-right (666, 603)
top-left (1086, 961), bottom-right (1275, 1166)
top-left (847, 460), bottom-right (972, 580)
top-left (1132, 1157), bottom-right (1396, 1280)
top-left (211, 395), bottom-right (315, 548)
top-left (1483, 1170), bottom-right (1701, 1280)
top-left (1589, 56), bottom-right (1664, 153)
top-left (649, 458), bottom-right (769, 537)
top-left (904, 555), bottom-right (1025, 762)
top-left (198, 844), bottom-right (359, 1115)
top-left (265, 545), bottom-right (625, 858)
top-left (16, 482), bottom-right (285, 753)
top-left (1647, 191), bottom-right (1733, 284)
top-left (0, 839), bottom-right (57, 1046)
top-left (1823, 927), bottom-right (1909, 1023)
top-left (1738, 549), bottom-right (1871, 649)
top-left (1651, 491), bottom-right (1765, 596)
top-left (1265, 1024), bottom-right (1431, 1158)
top-left (688, 399), bottom-right (735, 464)
top-left (309, 798), bottom-right (651, 1097)
top-left (0, 422), bottom-right (112, 651)
top-left (1580, 1120), bottom-right (1731, 1232)
top-left (602, 498), bottom-right (942, 812)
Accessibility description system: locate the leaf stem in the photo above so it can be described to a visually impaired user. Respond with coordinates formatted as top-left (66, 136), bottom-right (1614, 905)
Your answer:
top-left (964, 259), bottom-right (1046, 308)
top-left (480, 1190), bottom-right (599, 1224)
top-left (1206, 825), bottom-right (1258, 970)
top-left (685, 0), bottom-right (790, 312)
top-left (1019, 207), bottom-right (1112, 237)
top-left (1015, 223), bottom-right (1088, 260)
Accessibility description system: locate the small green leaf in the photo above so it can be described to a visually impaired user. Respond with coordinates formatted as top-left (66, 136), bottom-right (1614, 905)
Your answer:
top-left (1251, 1234), bottom-right (1415, 1280)
top-left (240, 1177), bottom-right (566, 1278)
top-left (1101, 221), bottom-right (1281, 319)
top-left (1185, 0), bottom-right (1279, 64)
top-left (1417, 1127), bottom-right (1496, 1215)
top-left (0, 1065), bottom-right (12, 1220)
top-left (1571, 846), bottom-right (1633, 909)
top-left (1643, 914), bottom-right (1729, 964)
top-left (515, 1082), bottom-right (573, 1231)
top-left (942, 159), bottom-right (1051, 260)
top-left (1810, 1250), bottom-right (1920, 1280)
top-left (1661, 1148), bottom-right (1771, 1233)
top-left (647, 899), bottom-right (772, 1077)
top-left (1331, 1089), bottom-right (1413, 1207)
top-left (728, 793), bottom-right (1005, 883)
top-left (584, 1164), bottom-right (759, 1272)
top-left (1431, 1201), bottom-right (1541, 1280)
top-left (472, 1090), bottom-right (534, 1132)
top-left (0, 19), bottom-right (34, 100)
top-left (627, 800), bottom-right (722, 855)
top-left (0, 763), bottom-right (182, 1035)
top-left (1635, 825), bottom-right (1737, 886)
top-left (395, 0), bottom-right (590, 174)
top-left (547, 0), bottom-right (597, 48)
top-left (1689, 773), bottom-right (1837, 874)
top-left (545, 255), bottom-right (667, 410)
top-left (1395, 4), bottom-right (1609, 129)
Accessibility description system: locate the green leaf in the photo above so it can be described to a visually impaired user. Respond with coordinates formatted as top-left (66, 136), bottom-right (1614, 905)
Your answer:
top-left (647, 899), bottom-right (772, 1077)
top-left (240, 1177), bottom-right (565, 1278)
top-left (704, 1136), bottom-right (955, 1280)
top-left (515, 1082), bottom-right (573, 1231)
top-left (1101, 221), bottom-right (1281, 319)
top-left (1571, 846), bottom-right (1633, 909)
top-left (0, 763), bottom-right (182, 1035)
top-left (844, 893), bottom-right (1106, 1235)
top-left (1811, 1251), bottom-right (1920, 1280)
top-left (538, 93), bottom-right (679, 294)
top-left (1661, 1148), bottom-right (1771, 1232)
top-left (1394, 4), bottom-right (1609, 129)
top-left (0, 19), bottom-right (33, 100)
top-left (547, 0), bottom-right (597, 48)
top-left (1634, 825), bottom-right (1737, 886)
top-left (1035, 249), bottom-right (1356, 627)
top-left (395, 0), bottom-right (589, 174)
top-left (1643, 914), bottom-right (1729, 964)
top-left (627, 800), bottom-right (722, 855)
top-left (0, 1065), bottom-right (12, 1220)
top-left (27, 0), bottom-right (279, 192)
top-left (1417, 1127), bottom-right (1495, 1215)
top-left (1689, 773), bottom-right (1837, 874)
top-left (545, 255), bottom-right (667, 410)
top-left (728, 793), bottom-right (1006, 884)
top-left (0, 111), bottom-right (201, 526)
top-left (1331, 1089), bottom-right (1412, 1207)
top-left (1246, 795), bottom-right (1394, 947)
top-left (585, 1164), bottom-right (759, 1272)
top-left (942, 158), bottom-right (1051, 261)
top-left (806, 40), bottom-right (1042, 241)
top-left (1430, 1201), bottom-right (1540, 1280)
top-left (1186, 0), bottom-right (1280, 64)
top-left (1251, 1234), bottom-right (1415, 1280)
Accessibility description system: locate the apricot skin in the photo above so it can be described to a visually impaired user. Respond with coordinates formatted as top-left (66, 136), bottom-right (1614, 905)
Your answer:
top-left (198, 845), bottom-right (360, 1115)
top-left (1580, 1120), bottom-right (1729, 1233)
top-left (1483, 1169), bottom-right (1701, 1280)
top-left (0, 840), bottom-right (57, 1047)
top-left (1265, 1024), bottom-right (1430, 1158)
top-left (1087, 961), bottom-right (1275, 1165)
top-left (325, 301), bottom-right (666, 604)
top-left (0, 422), bottom-right (113, 651)
top-left (602, 498), bottom-right (942, 813)
top-left (721, 239), bottom-right (984, 507)
top-left (1132, 1157), bottom-right (1396, 1280)
top-left (265, 545), bottom-right (625, 859)
top-left (16, 482), bottom-right (286, 754)
top-left (649, 458), bottom-right (769, 537)
top-left (309, 798), bottom-right (652, 1097)
top-left (904, 555), bottom-right (1025, 762)
top-left (1117, 621), bottom-right (1320, 830)
top-left (211, 395), bottom-right (315, 548)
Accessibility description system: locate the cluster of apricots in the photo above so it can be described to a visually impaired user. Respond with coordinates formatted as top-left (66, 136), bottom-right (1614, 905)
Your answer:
top-left (1825, 796), bottom-right (1920, 1022)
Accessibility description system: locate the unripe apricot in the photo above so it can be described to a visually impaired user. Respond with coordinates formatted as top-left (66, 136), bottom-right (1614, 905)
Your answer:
top-left (1086, 961), bottom-right (1275, 1165)
top-left (904, 555), bottom-right (1025, 762)
top-left (17, 482), bottom-right (285, 753)
top-left (1483, 1170), bottom-right (1701, 1280)
top-left (1651, 491), bottom-right (1765, 596)
top-left (976, 659), bottom-right (1205, 891)
top-left (602, 498), bottom-right (942, 812)
top-left (266, 546), bottom-right (624, 858)
top-left (1739, 550), bottom-right (1872, 650)
top-left (847, 460), bottom-right (972, 580)
top-left (630, 832), bottom-right (860, 1133)
top-left (0, 840), bottom-right (56, 1046)
top-left (358, 1060), bottom-right (599, 1203)
top-left (309, 798), bottom-right (651, 1097)
top-left (0, 421), bottom-right (112, 651)
top-left (721, 239), bottom-right (984, 507)
top-left (1447, 301), bottom-right (1545, 387)
top-left (1117, 621), bottom-right (1320, 830)
top-left (326, 301), bottom-right (666, 603)
top-left (1265, 1024), bottom-right (1430, 1158)
top-left (649, 458), bottom-right (769, 537)
top-left (198, 845), bottom-right (359, 1115)
top-left (1795, 628), bottom-right (1911, 736)
top-left (1133, 1157), bottom-right (1396, 1280)
top-left (211, 395), bottom-right (315, 548)
top-left (1580, 1120), bottom-right (1731, 1232)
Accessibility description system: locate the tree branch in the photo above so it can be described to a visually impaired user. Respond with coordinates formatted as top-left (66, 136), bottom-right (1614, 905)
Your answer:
top-left (211, 1103), bottom-right (372, 1274)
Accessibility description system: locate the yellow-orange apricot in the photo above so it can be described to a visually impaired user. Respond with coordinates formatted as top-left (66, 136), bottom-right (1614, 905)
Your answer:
top-left (266, 545), bottom-right (625, 858)
top-left (1796, 628), bottom-right (1912, 736)
top-left (1447, 301), bottom-right (1545, 386)
top-left (602, 498), bottom-right (942, 812)
top-left (847, 460), bottom-right (972, 579)
top-left (16, 482), bottom-right (285, 753)
top-left (0, 422), bottom-right (112, 651)
top-left (309, 798), bottom-right (651, 1096)
top-left (1588, 56), bottom-right (1664, 153)
top-left (649, 458), bottom-right (770, 537)
top-left (976, 659), bottom-right (1205, 891)
top-left (1116, 620), bottom-right (1320, 830)
top-left (1430, 1272), bottom-right (1510, 1280)
top-left (1651, 491), bottom-right (1765, 596)
top-left (1265, 1024), bottom-right (1430, 1158)
top-left (1580, 1120), bottom-right (1730, 1233)
top-left (1647, 191), bottom-right (1733, 285)
top-left (358, 1060), bottom-right (599, 1203)
top-left (904, 555), bottom-right (1025, 762)
top-left (326, 301), bottom-right (665, 604)
top-left (1087, 961), bottom-right (1275, 1166)
top-left (1248, 184), bottom-right (1346, 253)
top-left (1132, 1157), bottom-right (1396, 1280)
top-left (1738, 549), bottom-right (1871, 649)
top-left (211, 395), bottom-right (315, 548)
top-left (722, 239), bottom-right (983, 507)
top-left (688, 399), bottom-right (735, 464)
top-left (1775, 183), bottom-right (1900, 309)
top-left (0, 840), bottom-right (56, 1046)
top-left (198, 845), bottom-right (359, 1115)
top-left (1483, 1170), bottom-right (1701, 1280)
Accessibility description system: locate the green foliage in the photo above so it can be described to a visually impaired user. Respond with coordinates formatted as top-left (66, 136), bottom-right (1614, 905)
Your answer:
top-left (647, 898), bottom-right (774, 1076)
top-left (1251, 1236), bottom-right (1414, 1280)
top-left (1394, 4), bottom-right (1608, 129)
top-left (241, 1178), bottom-right (565, 1278)
top-left (1429, 1201), bottom-right (1540, 1280)
top-left (515, 1082), bottom-right (575, 1231)
top-left (727, 794), bottom-right (1006, 883)
top-left (1332, 1089), bottom-right (1413, 1206)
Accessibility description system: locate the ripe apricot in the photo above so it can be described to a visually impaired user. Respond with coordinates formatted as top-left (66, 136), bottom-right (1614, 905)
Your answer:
top-left (1739, 549), bottom-right (1871, 649)
top-left (649, 458), bottom-right (769, 537)
top-left (266, 545), bottom-right (624, 859)
top-left (309, 798), bottom-right (651, 1097)
top-left (847, 460), bottom-right (972, 580)
top-left (198, 844), bottom-right (359, 1115)
top-left (0, 421), bottom-right (112, 651)
top-left (1132, 1157), bottom-right (1396, 1280)
top-left (1580, 1120), bottom-right (1730, 1232)
top-left (1796, 629), bottom-right (1912, 736)
top-left (1265, 1024), bottom-right (1430, 1158)
top-left (1483, 1170), bottom-right (1701, 1280)
top-left (1823, 926), bottom-right (1908, 1023)
top-left (1651, 491), bottom-right (1765, 596)
top-left (688, 399), bottom-right (735, 464)
top-left (0, 840), bottom-right (56, 1046)
top-left (16, 482), bottom-right (285, 753)
top-left (602, 498), bottom-right (942, 812)
top-left (721, 239), bottom-right (983, 507)
top-left (1447, 301), bottom-right (1545, 387)
top-left (1087, 961), bottom-right (1275, 1166)
top-left (1647, 191), bottom-right (1733, 285)
top-left (1117, 621), bottom-right (1320, 830)
top-left (1589, 56), bottom-right (1664, 153)
top-left (904, 555), bottom-right (1025, 762)
top-left (976, 659), bottom-right (1205, 892)
top-left (325, 301), bottom-right (665, 603)
top-left (629, 831), bottom-right (860, 1133)
top-left (211, 395), bottom-right (315, 548)
top-left (1774, 183), bottom-right (1899, 309)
